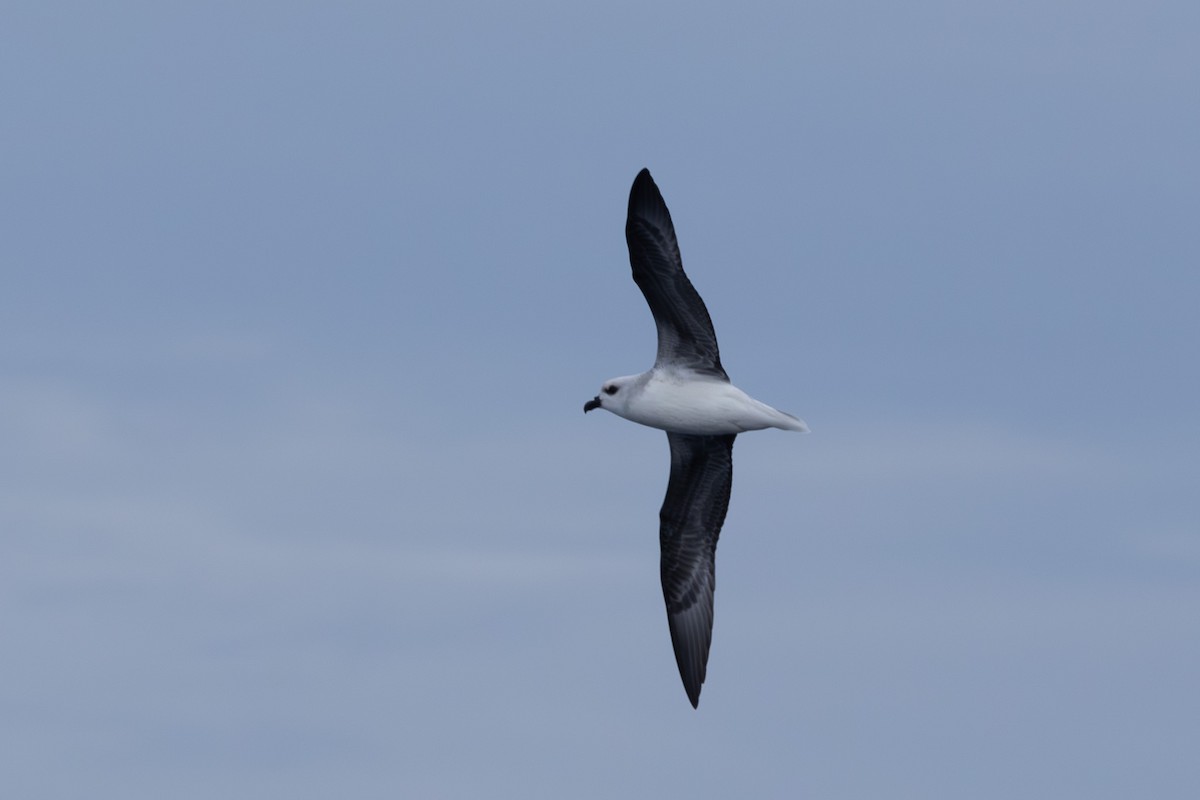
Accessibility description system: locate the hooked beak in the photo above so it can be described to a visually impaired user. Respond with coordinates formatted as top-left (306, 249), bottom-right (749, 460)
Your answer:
top-left (583, 396), bottom-right (602, 413)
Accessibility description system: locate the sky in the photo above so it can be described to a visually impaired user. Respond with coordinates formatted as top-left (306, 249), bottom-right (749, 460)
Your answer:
top-left (2, 1), bottom-right (1199, 797)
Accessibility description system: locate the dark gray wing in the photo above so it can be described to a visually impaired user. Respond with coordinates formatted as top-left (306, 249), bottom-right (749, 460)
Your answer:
top-left (626, 169), bottom-right (728, 380)
top-left (660, 431), bottom-right (736, 708)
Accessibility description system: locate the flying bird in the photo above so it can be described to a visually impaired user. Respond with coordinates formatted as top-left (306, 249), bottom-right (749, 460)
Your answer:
top-left (585, 168), bottom-right (808, 708)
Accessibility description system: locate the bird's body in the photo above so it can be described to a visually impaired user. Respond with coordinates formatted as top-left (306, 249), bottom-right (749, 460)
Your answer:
top-left (597, 368), bottom-right (808, 436)
top-left (585, 168), bottom-right (806, 708)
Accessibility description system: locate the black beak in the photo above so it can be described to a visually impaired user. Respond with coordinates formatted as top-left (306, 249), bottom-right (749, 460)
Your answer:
top-left (583, 396), bottom-right (601, 413)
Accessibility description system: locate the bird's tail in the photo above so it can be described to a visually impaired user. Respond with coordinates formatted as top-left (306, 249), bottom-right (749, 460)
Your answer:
top-left (773, 410), bottom-right (809, 433)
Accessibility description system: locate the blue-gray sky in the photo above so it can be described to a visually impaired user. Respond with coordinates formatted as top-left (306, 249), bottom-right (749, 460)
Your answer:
top-left (3, 2), bottom-right (1199, 797)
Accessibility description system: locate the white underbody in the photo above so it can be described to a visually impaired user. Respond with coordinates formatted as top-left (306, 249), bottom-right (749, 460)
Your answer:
top-left (609, 369), bottom-right (808, 436)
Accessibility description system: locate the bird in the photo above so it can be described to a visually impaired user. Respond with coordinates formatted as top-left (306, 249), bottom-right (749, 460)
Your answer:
top-left (584, 168), bottom-right (807, 708)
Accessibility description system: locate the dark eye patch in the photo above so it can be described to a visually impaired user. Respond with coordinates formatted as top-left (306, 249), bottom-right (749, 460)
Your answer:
top-left (604, 385), bottom-right (619, 395)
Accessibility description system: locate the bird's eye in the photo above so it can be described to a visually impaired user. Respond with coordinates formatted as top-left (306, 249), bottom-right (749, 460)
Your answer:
top-left (604, 385), bottom-right (618, 395)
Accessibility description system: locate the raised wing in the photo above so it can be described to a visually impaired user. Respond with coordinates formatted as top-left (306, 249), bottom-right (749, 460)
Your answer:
top-left (626, 169), bottom-right (728, 380)
top-left (660, 431), bottom-right (736, 707)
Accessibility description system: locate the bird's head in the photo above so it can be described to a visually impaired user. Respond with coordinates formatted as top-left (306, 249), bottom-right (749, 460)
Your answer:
top-left (583, 376), bottom-right (635, 416)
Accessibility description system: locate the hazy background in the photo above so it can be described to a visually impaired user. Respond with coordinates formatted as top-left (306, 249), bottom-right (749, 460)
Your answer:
top-left (3, 2), bottom-right (1198, 797)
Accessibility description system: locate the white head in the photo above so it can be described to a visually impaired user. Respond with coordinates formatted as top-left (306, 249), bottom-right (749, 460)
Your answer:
top-left (583, 375), bottom-right (638, 418)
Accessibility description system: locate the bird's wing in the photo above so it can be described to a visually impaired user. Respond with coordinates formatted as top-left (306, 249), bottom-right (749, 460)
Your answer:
top-left (660, 431), bottom-right (736, 707)
top-left (626, 169), bottom-right (728, 380)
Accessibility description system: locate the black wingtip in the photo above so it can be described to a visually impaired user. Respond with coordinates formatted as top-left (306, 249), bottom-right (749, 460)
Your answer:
top-left (627, 168), bottom-right (672, 234)
top-left (668, 612), bottom-right (711, 710)
top-left (629, 167), bottom-right (658, 202)
top-left (681, 666), bottom-right (703, 708)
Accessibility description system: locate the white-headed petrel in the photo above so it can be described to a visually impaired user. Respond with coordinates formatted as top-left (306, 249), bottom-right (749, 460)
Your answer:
top-left (584, 168), bottom-right (807, 708)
